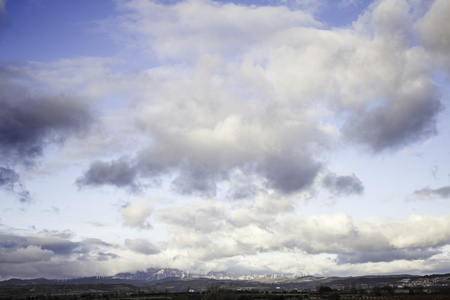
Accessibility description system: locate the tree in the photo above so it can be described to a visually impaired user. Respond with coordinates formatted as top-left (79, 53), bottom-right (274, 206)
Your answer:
top-left (327, 292), bottom-right (341, 300)
top-left (350, 280), bottom-right (357, 294)
top-left (318, 286), bottom-right (333, 293)
top-left (202, 285), bottom-right (238, 300)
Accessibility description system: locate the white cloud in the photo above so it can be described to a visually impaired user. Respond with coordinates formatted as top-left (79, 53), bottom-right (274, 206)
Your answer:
top-left (110, 0), bottom-right (319, 62)
top-left (153, 193), bottom-right (450, 271)
top-left (0, 246), bottom-right (53, 263)
top-left (120, 200), bottom-right (153, 229)
top-left (417, 0), bottom-right (450, 69)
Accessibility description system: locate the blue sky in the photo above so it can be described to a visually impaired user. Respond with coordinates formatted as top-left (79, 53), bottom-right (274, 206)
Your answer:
top-left (1, 0), bottom-right (450, 279)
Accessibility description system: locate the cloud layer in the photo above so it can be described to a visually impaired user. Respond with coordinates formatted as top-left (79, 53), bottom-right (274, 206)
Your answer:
top-left (2, 212), bottom-right (450, 279)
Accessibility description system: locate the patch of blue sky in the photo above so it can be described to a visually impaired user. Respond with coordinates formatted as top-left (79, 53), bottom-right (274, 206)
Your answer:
top-left (1, 0), bottom-right (118, 62)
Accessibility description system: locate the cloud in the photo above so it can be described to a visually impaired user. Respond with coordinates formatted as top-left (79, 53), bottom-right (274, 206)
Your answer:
top-left (109, 0), bottom-right (319, 62)
top-left (125, 238), bottom-right (160, 255)
top-left (417, 0), bottom-right (450, 70)
top-left (0, 74), bottom-right (93, 165)
top-left (323, 172), bottom-right (364, 195)
top-left (0, 232), bottom-right (121, 279)
top-left (0, 65), bottom-right (94, 201)
top-left (337, 0), bottom-right (442, 152)
top-left (0, 246), bottom-right (53, 264)
top-left (73, 0), bottom-right (445, 200)
top-left (87, 220), bottom-right (107, 227)
top-left (337, 248), bottom-right (440, 264)
top-left (0, 167), bottom-right (31, 202)
top-left (78, 107), bottom-right (326, 196)
top-left (413, 186), bottom-right (450, 200)
top-left (155, 201), bottom-right (450, 265)
top-left (259, 154), bottom-right (322, 194)
top-left (0, 232), bottom-right (100, 260)
top-left (158, 201), bottom-right (227, 234)
top-left (76, 157), bottom-right (139, 192)
top-left (2, 213), bottom-right (450, 278)
top-left (343, 84), bottom-right (442, 152)
top-left (120, 200), bottom-right (152, 229)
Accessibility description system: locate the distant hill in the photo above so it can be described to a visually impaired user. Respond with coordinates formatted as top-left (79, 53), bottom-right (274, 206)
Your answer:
top-left (1, 269), bottom-right (449, 293)
top-left (113, 267), bottom-right (188, 281)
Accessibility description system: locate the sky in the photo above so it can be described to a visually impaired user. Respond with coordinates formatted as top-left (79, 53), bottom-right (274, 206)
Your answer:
top-left (1, 0), bottom-right (450, 280)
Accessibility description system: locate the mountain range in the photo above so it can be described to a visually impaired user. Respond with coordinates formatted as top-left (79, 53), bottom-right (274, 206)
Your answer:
top-left (2, 267), bottom-right (449, 292)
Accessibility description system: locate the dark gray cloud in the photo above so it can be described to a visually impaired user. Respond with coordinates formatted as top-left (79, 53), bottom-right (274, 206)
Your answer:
top-left (0, 232), bottom-right (118, 265)
top-left (1, 233), bottom-right (82, 257)
top-left (95, 252), bottom-right (119, 261)
top-left (76, 157), bottom-right (139, 191)
top-left (0, 234), bottom-right (28, 250)
top-left (0, 167), bottom-right (31, 202)
top-left (77, 152), bottom-right (321, 196)
top-left (323, 172), bottom-right (364, 196)
top-left (40, 241), bottom-right (81, 256)
top-left (0, 167), bottom-right (20, 190)
top-left (343, 88), bottom-right (442, 153)
top-left (0, 81), bottom-right (93, 166)
top-left (259, 154), bottom-right (321, 194)
top-left (172, 163), bottom-right (227, 197)
top-left (0, 66), bottom-right (93, 200)
top-left (0, 235), bottom-right (76, 261)
top-left (337, 248), bottom-right (439, 264)
top-left (0, 233), bottom-right (118, 277)
top-left (413, 186), bottom-right (450, 199)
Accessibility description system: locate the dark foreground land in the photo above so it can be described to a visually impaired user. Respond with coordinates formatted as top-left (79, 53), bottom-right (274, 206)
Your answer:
top-left (1, 273), bottom-right (449, 300)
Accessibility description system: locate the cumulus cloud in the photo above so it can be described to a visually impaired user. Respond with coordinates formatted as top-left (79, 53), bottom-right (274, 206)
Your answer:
top-left (120, 200), bottom-right (152, 229)
top-left (75, 0), bottom-right (444, 199)
top-left (323, 172), bottom-right (364, 195)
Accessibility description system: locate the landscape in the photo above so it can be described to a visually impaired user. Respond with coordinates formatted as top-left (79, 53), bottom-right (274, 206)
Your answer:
top-left (1, 268), bottom-right (450, 299)
top-left (1, 0), bottom-right (450, 299)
